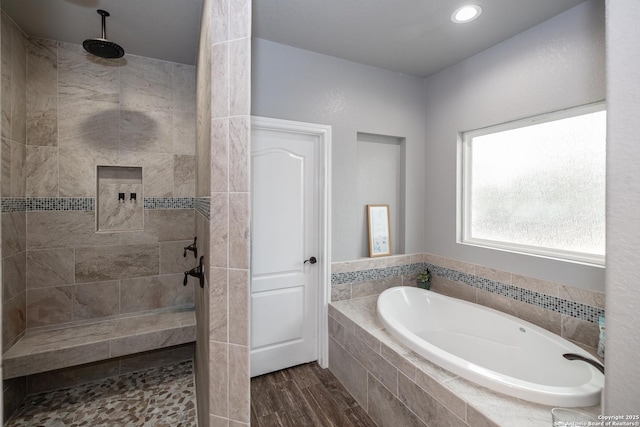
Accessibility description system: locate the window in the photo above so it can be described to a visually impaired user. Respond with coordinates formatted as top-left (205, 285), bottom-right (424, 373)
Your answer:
top-left (459, 103), bottom-right (606, 266)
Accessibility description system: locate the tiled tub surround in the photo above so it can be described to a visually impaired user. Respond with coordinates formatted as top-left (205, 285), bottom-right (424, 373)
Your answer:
top-left (331, 253), bottom-right (605, 352)
top-left (329, 296), bottom-right (601, 427)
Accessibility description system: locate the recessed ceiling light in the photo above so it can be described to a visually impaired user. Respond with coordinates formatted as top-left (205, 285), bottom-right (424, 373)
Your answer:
top-left (451, 5), bottom-right (482, 24)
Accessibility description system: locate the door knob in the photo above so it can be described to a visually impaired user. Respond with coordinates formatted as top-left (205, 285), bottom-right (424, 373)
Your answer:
top-left (304, 256), bottom-right (317, 264)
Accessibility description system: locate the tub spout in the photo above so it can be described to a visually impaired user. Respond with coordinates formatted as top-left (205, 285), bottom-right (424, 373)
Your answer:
top-left (563, 353), bottom-right (604, 374)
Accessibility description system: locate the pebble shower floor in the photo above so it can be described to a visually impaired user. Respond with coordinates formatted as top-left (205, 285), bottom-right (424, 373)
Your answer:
top-left (5, 360), bottom-right (197, 427)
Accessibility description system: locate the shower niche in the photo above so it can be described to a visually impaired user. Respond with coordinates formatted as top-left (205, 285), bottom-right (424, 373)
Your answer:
top-left (97, 166), bottom-right (143, 231)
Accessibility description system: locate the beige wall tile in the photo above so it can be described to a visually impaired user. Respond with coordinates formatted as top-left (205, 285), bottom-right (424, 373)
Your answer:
top-left (26, 286), bottom-right (73, 327)
top-left (208, 267), bottom-right (228, 342)
top-left (58, 42), bottom-right (119, 104)
top-left (229, 116), bottom-right (249, 193)
top-left (160, 240), bottom-right (199, 275)
top-left (209, 340), bottom-right (229, 417)
top-left (120, 274), bottom-right (194, 313)
top-left (351, 276), bottom-right (403, 299)
top-left (58, 146), bottom-right (119, 197)
top-left (209, 193), bottom-right (229, 268)
top-left (174, 154), bottom-right (196, 197)
top-left (228, 269), bottom-right (248, 346)
top-left (119, 151), bottom-right (174, 197)
top-left (229, 0), bottom-right (251, 40)
top-left (328, 338), bottom-right (368, 409)
top-left (10, 138), bottom-right (26, 197)
top-left (561, 315), bottom-right (599, 348)
top-left (430, 276), bottom-right (476, 303)
top-left (10, 21), bottom-right (27, 144)
top-left (210, 0), bottom-right (229, 44)
top-left (2, 138), bottom-right (12, 196)
top-left (27, 248), bottom-right (75, 288)
top-left (26, 38), bottom-right (57, 147)
top-left (511, 274), bottom-right (559, 297)
top-left (229, 193), bottom-right (249, 269)
top-left (211, 44), bottom-right (229, 118)
top-left (559, 285), bottom-right (605, 309)
top-left (120, 109), bottom-right (173, 154)
top-left (2, 211), bottom-right (26, 256)
top-left (229, 39), bottom-right (250, 116)
top-left (396, 372), bottom-right (439, 425)
top-left (228, 344), bottom-right (249, 422)
top-left (58, 100), bottom-right (119, 149)
top-left (75, 244), bottom-right (159, 283)
top-left (120, 55), bottom-right (172, 110)
top-left (25, 145), bottom-right (58, 196)
top-left (343, 328), bottom-right (397, 393)
top-left (172, 63), bottom-right (196, 112)
top-left (174, 110), bottom-right (196, 155)
top-left (145, 209), bottom-right (195, 242)
top-left (210, 118), bottom-right (229, 192)
top-left (73, 280), bottom-right (120, 320)
top-left (3, 251), bottom-right (26, 300)
top-left (3, 292), bottom-right (26, 351)
top-left (367, 373), bottom-right (428, 427)
top-left (26, 211), bottom-right (119, 249)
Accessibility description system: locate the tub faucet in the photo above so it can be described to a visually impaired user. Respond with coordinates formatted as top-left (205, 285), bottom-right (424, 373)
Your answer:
top-left (563, 353), bottom-right (605, 374)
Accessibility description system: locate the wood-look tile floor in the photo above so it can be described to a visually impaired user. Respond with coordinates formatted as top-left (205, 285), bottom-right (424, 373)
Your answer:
top-left (251, 362), bottom-right (377, 427)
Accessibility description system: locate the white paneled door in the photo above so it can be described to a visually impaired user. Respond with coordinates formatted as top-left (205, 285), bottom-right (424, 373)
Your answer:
top-left (250, 118), bottom-right (329, 377)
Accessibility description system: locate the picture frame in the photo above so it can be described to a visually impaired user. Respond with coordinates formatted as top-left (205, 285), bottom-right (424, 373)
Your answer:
top-left (367, 204), bottom-right (392, 257)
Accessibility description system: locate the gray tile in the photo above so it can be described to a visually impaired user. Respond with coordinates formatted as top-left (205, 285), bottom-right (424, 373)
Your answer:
top-left (120, 274), bottom-right (194, 313)
top-left (26, 286), bottom-right (73, 328)
top-left (75, 244), bottom-right (160, 283)
top-left (73, 281), bottom-right (120, 320)
top-left (27, 248), bottom-right (75, 288)
top-left (367, 373), bottom-right (428, 427)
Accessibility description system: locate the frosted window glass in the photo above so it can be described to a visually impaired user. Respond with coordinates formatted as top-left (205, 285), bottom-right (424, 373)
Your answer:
top-left (464, 108), bottom-right (606, 262)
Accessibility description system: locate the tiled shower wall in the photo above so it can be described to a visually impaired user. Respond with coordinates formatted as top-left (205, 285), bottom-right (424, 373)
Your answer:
top-left (195, 0), bottom-right (252, 425)
top-left (332, 253), bottom-right (606, 352)
top-left (2, 11), bottom-right (27, 355)
top-left (1, 9), bottom-right (199, 347)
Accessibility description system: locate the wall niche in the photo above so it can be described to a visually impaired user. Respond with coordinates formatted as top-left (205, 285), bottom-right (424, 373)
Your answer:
top-left (357, 132), bottom-right (406, 257)
top-left (97, 166), bottom-right (143, 231)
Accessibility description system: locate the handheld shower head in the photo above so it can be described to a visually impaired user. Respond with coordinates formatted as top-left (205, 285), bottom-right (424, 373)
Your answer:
top-left (83, 10), bottom-right (125, 59)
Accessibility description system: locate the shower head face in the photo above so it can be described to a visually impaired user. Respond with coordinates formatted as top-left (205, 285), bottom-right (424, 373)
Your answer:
top-left (83, 38), bottom-right (125, 59)
top-left (83, 9), bottom-right (125, 59)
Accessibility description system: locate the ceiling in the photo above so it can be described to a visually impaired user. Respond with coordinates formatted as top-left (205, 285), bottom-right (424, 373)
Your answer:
top-left (2, 0), bottom-right (586, 77)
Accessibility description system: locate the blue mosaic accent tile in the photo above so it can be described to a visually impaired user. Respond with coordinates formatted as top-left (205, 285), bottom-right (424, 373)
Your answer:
top-left (331, 260), bottom-right (605, 324)
top-left (1, 198), bottom-right (27, 213)
top-left (195, 197), bottom-right (210, 220)
top-left (143, 197), bottom-right (194, 210)
top-left (27, 198), bottom-right (95, 211)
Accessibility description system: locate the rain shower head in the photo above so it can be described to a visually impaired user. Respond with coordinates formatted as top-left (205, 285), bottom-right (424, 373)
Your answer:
top-left (83, 9), bottom-right (125, 59)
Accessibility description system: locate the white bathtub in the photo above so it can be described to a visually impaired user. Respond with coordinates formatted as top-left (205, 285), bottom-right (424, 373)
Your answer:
top-left (377, 286), bottom-right (603, 407)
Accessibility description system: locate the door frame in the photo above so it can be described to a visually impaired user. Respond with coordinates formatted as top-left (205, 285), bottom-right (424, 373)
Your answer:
top-left (250, 116), bottom-right (332, 369)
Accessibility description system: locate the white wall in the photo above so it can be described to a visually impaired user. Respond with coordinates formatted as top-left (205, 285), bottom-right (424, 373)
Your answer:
top-left (422, 0), bottom-right (606, 290)
top-left (604, 0), bottom-right (640, 414)
top-left (252, 39), bottom-right (426, 261)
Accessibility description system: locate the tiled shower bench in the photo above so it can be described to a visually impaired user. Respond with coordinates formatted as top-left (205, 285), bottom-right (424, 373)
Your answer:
top-left (3, 307), bottom-right (196, 380)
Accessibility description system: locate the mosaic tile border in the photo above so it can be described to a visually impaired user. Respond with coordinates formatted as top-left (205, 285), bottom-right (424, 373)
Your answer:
top-left (143, 197), bottom-right (194, 209)
top-left (1, 198), bottom-right (27, 213)
top-left (331, 262), bottom-right (605, 324)
top-left (27, 197), bottom-right (95, 211)
top-left (1, 197), bottom-right (196, 212)
top-left (195, 197), bottom-right (210, 220)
